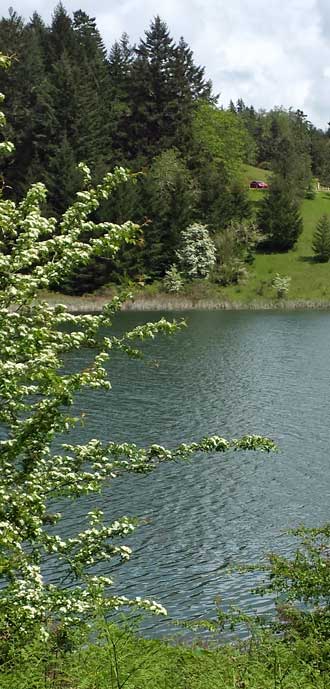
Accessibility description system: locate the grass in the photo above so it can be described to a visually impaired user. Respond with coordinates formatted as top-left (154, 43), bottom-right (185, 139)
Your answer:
top-left (223, 190), bottom-right (330, 305)
top-left (242, 163), bottom-right (272, 186)
top-left (2, 622), bottom-right (328, 689)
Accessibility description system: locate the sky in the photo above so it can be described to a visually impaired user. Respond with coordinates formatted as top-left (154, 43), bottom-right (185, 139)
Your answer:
top-left (4, 0), bottom-right (330, 129)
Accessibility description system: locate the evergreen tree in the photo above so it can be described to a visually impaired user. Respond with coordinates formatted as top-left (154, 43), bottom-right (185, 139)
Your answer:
top-left (0, 10), bottom-right (31, 195)
top-left (233, 101), bottom-right (257, 164)
top-left (62, 175), bottom-right (143, 293)
top-left (142, 149), bottom-right (199, 277)
top-left (107, 33), bottom-right (134, 165)
top-left (0, 10), bottom-right (55, 196)
top-left (312, 214), bottom-right (330, 262)
top-left (47, 2), bottom-right (76, 60)
top-left (17, 15), bottom-right (56, 191)
top-left (72, 10), bottom-right (110, 172)
top-left (258, 176), bottom-right (303, 251)
top-left (197, 162), bottom-right (251, 231)
top-left (126, 16), bottom-right (178, 162)
top-left (310, 127), bottom-right (330, 186)
top-left (47, 5), bottom-right (111, 209)
top-left (126, 17), bottom-right (214, 164)
top-left (48, 133), bottom-right (80, 215)
top-left (251, 108), bottom-right (312, 197)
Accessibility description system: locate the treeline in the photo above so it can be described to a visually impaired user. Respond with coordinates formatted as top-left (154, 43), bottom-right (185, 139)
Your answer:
top-left (1, 4), bottom-right (329, 292)
top-left (230, 99), bottom-right (330, 192)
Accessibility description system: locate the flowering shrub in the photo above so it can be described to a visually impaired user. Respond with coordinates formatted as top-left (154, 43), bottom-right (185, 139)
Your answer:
top-left (0, 55), bottom-right (276, 645)
top-left (176, 223), bottom-right (216, 279)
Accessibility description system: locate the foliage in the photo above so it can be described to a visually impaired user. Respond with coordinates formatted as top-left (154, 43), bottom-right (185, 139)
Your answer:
top-left (269, 110), bottom-right (312, 201)
top-left (0, 54), bottom-right (276, 647)
top-left (0, 10), bottom-right (217, 288)
top-left (213, 219), bottom-right (260, 286)
top-left (2, 8), bottom-right (330, 291)
top-left (192, 102), bottom-right (245, 181)
top-left (197, 167), bottom-right (252, 232)
top-left (305, 177), bottom-right (317, 200)
top-left (176, 222), bottom-right (216, 279)
top-left (258, 176), bottom-right (303, 251)
top-left (253, 524), bottom-right (330, 647)
top-left (142, 149), bottom-right (198, 276)
top-left (272, 273), bottom-right (291, 298)
top-left (3, 6), bottom-right (330, 292)
top-left (125, 16), bottom-right (214, 164)
top-left (3, 523), bottom-right (330, 687)
top-left (163, 264), bottom-right (184, 292)
top-left (1, 618), bottom-right (327, 688)
top-left (312, 214), bottom-right (330, 262)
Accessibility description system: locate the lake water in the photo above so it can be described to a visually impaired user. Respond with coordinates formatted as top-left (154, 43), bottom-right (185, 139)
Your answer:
top-left (51, 310), bottom-right (330, 636)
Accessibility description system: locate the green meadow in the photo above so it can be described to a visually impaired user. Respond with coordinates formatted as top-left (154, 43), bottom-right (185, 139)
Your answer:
top-left (221, 165), bottom-right (330, 305)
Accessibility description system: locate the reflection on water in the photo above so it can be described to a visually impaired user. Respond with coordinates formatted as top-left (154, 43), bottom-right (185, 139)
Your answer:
top-left (49, 310), bottom-right (330, 635)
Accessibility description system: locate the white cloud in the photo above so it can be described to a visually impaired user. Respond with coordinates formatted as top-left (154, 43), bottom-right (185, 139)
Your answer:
top-left (4, 0), bottom-right (330, 128)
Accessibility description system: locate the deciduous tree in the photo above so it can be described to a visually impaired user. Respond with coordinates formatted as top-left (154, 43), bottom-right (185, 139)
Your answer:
top-left (0, 55), bottom-right (275, 646)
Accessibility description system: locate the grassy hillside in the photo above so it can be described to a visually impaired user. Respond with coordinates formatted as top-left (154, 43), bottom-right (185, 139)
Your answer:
top-left (242, 163), bottom-right (272, 186)
top-left (222, 187), bottom-right (330, 304)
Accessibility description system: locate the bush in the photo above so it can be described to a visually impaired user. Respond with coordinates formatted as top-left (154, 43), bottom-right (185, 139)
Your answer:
top-left (0, 55), bottom-right (276, 648)
top-left (272, 273), bottom-right (291, 298)
top-left (257, 524), bottom-right (330, 643)
top-left (305, 177), bottom-right (318, 200)
top-left (163, 264), bottom-right (184, 292)
top-left (213, 219), bottom-right (260, 285)
top-left (176, 222), bottom-right (216, 279)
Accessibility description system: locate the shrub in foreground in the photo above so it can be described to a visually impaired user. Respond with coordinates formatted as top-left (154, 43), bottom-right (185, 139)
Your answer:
top-left (0, 53), bottom-right (275, 649)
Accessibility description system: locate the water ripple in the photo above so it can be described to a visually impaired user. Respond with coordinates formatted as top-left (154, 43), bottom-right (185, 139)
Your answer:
top-left (50, 310), bottom-right (330, 636)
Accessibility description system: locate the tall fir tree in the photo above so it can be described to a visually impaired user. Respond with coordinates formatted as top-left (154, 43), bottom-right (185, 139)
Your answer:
top-left (126, 16), bottom-right (178, 163)
top-left (72, 10), bottom-right (111, 173)
top-left (125, 17), bottom-right (214, 164)
top-left (258, 176), bottom-right (303, 251)
top-left (107, 33), bottom-right (134, 165)
top-left (142, 149), bottom-right (199, 276)
top-left (18, 15), bottom-right (56, 191)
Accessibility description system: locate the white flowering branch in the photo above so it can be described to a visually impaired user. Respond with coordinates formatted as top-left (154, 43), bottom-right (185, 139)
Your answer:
top-left (0, 54), bottom-right (276, 643)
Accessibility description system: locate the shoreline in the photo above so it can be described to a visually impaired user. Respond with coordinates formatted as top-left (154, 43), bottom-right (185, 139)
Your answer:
top-left (43, 293), bottom-right (330, 313)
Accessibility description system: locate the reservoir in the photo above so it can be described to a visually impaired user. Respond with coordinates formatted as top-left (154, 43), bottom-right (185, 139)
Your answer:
top-left (50, 310), bottom-right (330, 635)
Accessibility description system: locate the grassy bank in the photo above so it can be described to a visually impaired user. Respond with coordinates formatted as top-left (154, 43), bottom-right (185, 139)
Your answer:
top-left (42, 290), bottom-right (330, 313)
top-left (2, 622), bottom-right (328, 689)
top-left (42, 283), bottom-right (330, 314)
